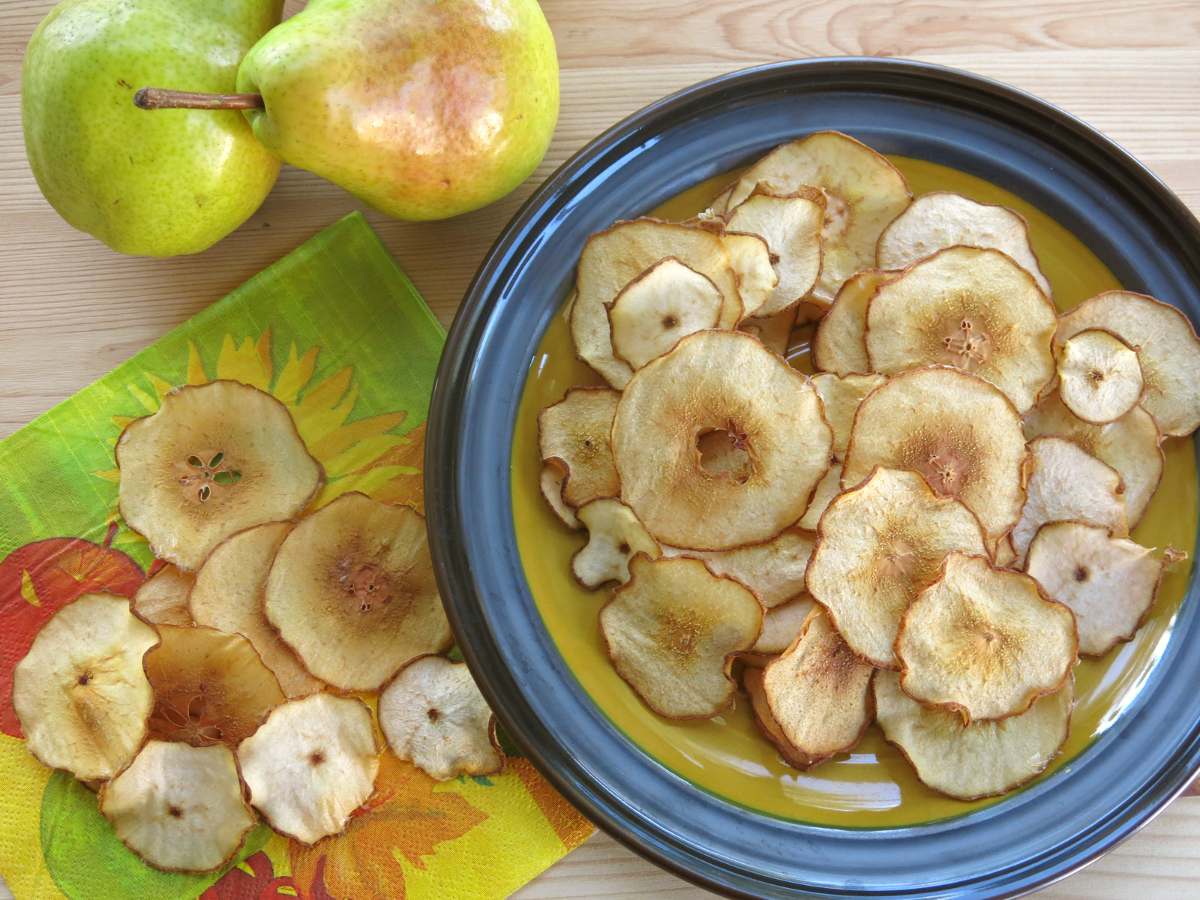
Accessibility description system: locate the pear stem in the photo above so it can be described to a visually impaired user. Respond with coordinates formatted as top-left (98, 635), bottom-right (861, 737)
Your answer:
top-left (134, 88), bottom-right (264, 111)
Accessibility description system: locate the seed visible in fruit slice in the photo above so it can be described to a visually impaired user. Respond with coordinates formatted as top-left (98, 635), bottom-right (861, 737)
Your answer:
top-left (751, 596), bottom-right (815, 654)
top-left (763, 609), bottom-right (875, 768)
top-left (738, 305), bottom-right (798, 356)
top-left (599, 555), bottom-right (762, 719)
top-left (116, 381), bottom-right (323, 571)
top-left (607, 258), bottom-right (724, 370)
top-left (726, 132), bottom-right (912, 300)
top-left (721, 231), bottom-right (778, 318)
top-left (612, 330), bottom-right (832, 550)
top-left (1010, 437), bottom-right (1128, 566)
top-left (865, 247), bottom-right (1057, 412)
top-left (571, 219), bottom-right (743, 387)
top-left (1024, 392), bottom-right (1163, 527)
top-left (1055, 291), bottom-right (1200, 437)
top-left (572, 498), bottom-right (661, 588)
top-left (238, 693), bottom-right (380, 844)
top-left (812, 270), bottom-right (896, 375)
top-left (264, 493), bottom-right (451, 692)
top-left (13, 593), bottom-right (158, 780)
top-left (663, 527), bottom-right (816, 608)
top-left (842, 367), bottom-right (1028, 549)
top-left (806, 468), bottom-right (987, 668)
top-left (189, 522), bottom-right (322, 698)
top-left (725, 186), bottom-right (824, 316)
top-left (874, 669), bottom-right (1072, 801)
top-left (538, 387), bottom-right (621, 509)
top-left (743, 667), bottom-right (811, 768)
top-left (876, 192), bottom-right (1050, 294)
top-left (1056, 328), bottom-right (1145, 424)
top-left (132, 565), bottom-right (195, 626)
top-left (1026, 521), bottom-right (1173, 656)
top-left (144, 624), bottom-right (284, 747)
top-left (897, 553), bottom-right (1077, 722)
top-left (539, 462), bottom-right (580, 530)
top-left (99, 740), bottom-right (254, 873)
top-left (378, 656), bottom-right (503, 781)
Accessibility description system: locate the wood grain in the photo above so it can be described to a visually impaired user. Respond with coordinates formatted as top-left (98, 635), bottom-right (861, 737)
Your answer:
top-left (1, 0), bottom-right (1198, 896)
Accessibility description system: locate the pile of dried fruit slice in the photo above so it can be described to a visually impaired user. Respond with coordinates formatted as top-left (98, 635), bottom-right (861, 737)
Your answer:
top-left (539, 130), bottom-right (1197, 802)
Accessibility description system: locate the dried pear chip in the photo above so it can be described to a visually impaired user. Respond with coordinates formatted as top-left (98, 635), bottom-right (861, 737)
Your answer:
top-left (538, 387), bottom-right (621, 509)
top-left (539, 462), bottom-right (580, 530)
top-left (1010, 437), bottom-right (1128, 566)
top-left (725, 187), bottom-right (824, 316)
top-left (1056, 328), bottom-right (1145, 424)
top-left (994, 535), bottom-right (1017, 569)
top-left (751, 596), bottom-right (815, 654)
top-left (264, 493), bottom-right (452, 691)
top-left (721, 231), bottom-right (778, 318)
top-left (599, 555), bottom-right (762, 719)
top-left (663, 527), bottom-right (815, 608)
top-left (738, 305), bottom-right (798, 357)
top-left (743, 667), bottom-right (811, 768)
top-left (865, 246), bottom-right (1057, 412)
top-left (806, 468), bottom-right (987, 668)
top-left (571, 219), bottom-right (742, 387)
top-left (726, 132), bottom-right (912, 300)
top-left (1055, 290), bottom-right (1200, 436)
top-left (117, 381), bottom-right (323, 571)
top-left (132, 565), bottom-right (195, 626)
top-left (762, 609), bottom-right (875, 766)
top-left (572, 498), bottom-right (661, 589)
top-left (797, 462), bottom-right (843, 532)
top-left (189, 521), bottom-right (323, 698)
top-left (875, 670), bottom-right (1072, 801)
top-left (1026, 521), bottom-right (1173, 656)
top-left (145, 624), bottom-right (285, 747)
top-left (1024, 392), bottom-right (1163, 527)
top-left (812, 270), bottom-right (896, 375)
top-left (238, 693), bottom-right (380, 844)
top-left (13, 593), bottom-right (158, 780)
top-left (897, 553), bottom-right (1077, 722)
top-left (99, 741), bottom-right (254, 873)
top-left (608, 258), bottom-right (724, 370)
top-left (842, 367), bottom-right (1028, 549)
top-left (378, 655), bottom-right (504, 781)
top-left (612, 331), bottom-right (832, 550)
top-left (876, 192), bottom-right (1050, 294)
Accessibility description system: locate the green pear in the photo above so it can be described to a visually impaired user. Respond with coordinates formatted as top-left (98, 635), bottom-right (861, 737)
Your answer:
top-left (22, 0), bottom-right (283, 257)
top-left (233, 0), bottom-right (559, 221)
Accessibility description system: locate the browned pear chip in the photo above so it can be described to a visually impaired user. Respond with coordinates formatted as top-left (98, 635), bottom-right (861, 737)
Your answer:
top-left (897, 553), bottom-right (1077, 722)
top-left (264, 493), bottom-right (452, 692)
top-left (842, 367), bottom-right (1028, 549)
top-left (743, 667), bottom-right (812, 768)
top-left (865, 246), bottom-right (1057, 412)
top-left (812, 270), bottom-right (896, 375)
top-left (608, 258), bottom-right (724, 370)
top-left (875, 670), bottom-right (1072, 801)
top-left (1055, 290), bottom-right (1200, 436)
top-left (762, 610), bottom-right (875, 767)
top-left (664, 527), bottom-right (815, 608)
top-left (612, 330), bottom-right (832, 550)
top-left (144, 624), bottom-right (285, 748)
top-left (538, 387), bottom-right (621, 509)
top-left (1056, 329), bottom-right (1144, 424)
top-left (571, 219), bottom-right (743, 387)
top-left (725, 186), bottom-right (824, 316)
top-left (1010, 437), bottom-right (1128, 566)
top-left (116, 381), bottom-right (323, 570)
top-left (751, 597), bottom-right (815, 654)
top-left (539, 462), bottom-right (580, 530)
top-left (99, 741), bottom-right (255, 873)
top-left (1026, 521), bottom-right (1174, 656)
top-left (806, 468), bottom-right (987, 668)
top-left (994, 536), bottom-right (1017, 569)
top-left (378, 655), bottom-right (504, 781)
top-left (876, 192), bottom-right (1050, 294)
top-left (726, 132), bottom-right (912, 300)
top-left (189, 522), bottom-right (323, 698)
top-left (599, 555), bottom-right (763, 719)
top-left (238, 693), bottom-right (380, 844)
top-left (1024, 392), bottom-right (1163, 527)
top-left (13, 593), bottom-right (159, 780)
top-left (721, 231), bottom-right (778, 317)
top-left (132, 564), bottom-right (195, 626)
top-left (572, 498), bottom-right (661, 589)
top-left (738, 305), bottom-right (798, 357)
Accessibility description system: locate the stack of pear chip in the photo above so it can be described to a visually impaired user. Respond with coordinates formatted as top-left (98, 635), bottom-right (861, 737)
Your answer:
top-left (13, 381), bottom-right (502, 873)
top-left (540, 130), bottom-right (1197, 802)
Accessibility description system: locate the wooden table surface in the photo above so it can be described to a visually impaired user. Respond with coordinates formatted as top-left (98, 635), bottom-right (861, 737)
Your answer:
top-left (2, 0), bottom-right (1199, 896)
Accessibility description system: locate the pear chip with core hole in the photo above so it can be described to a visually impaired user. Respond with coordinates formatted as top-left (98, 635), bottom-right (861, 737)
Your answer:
top-left (725, 186), bottom-right (824, 315)
top-left (132, 565), bottom-right (195, 626)
top-left (607, 258), bottom-right (724, 370)
top-left (1056, 328), bottom-right (1144, 424)
top-left (572, 498), bottom-right (661, 588)
top-left (538, 387), bottom-right (621, 509)
top-left (662, 527), bottom-right (815, 608)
